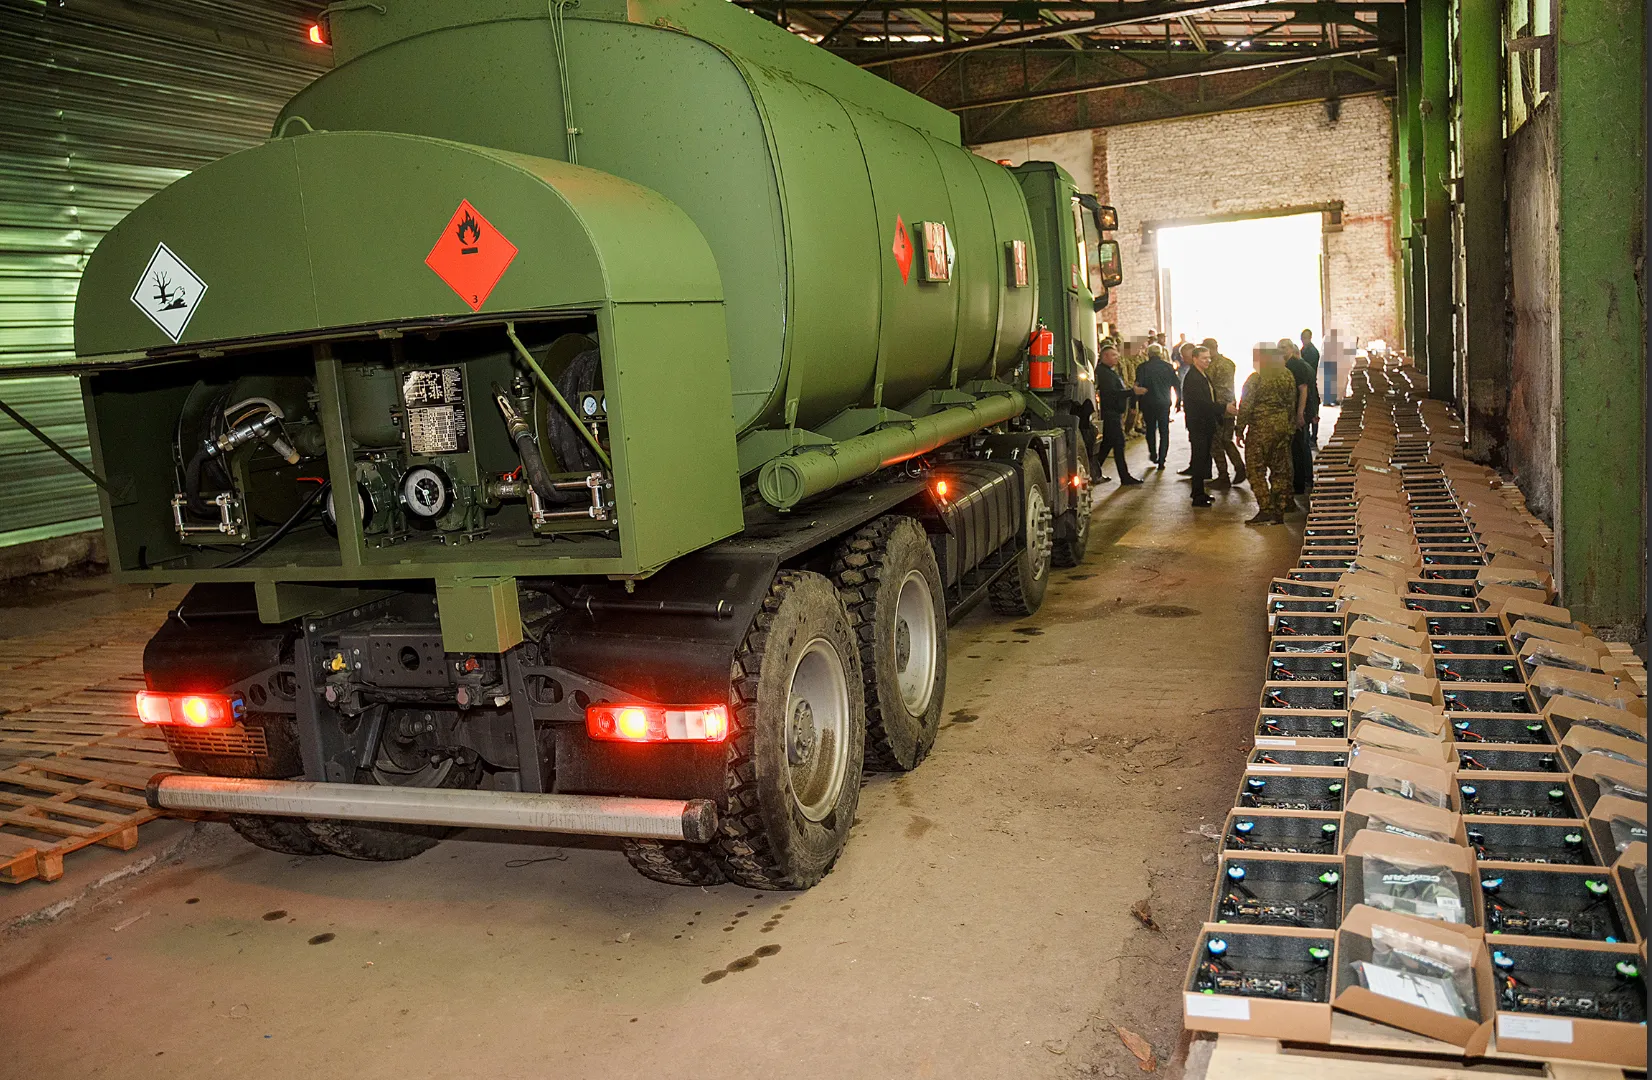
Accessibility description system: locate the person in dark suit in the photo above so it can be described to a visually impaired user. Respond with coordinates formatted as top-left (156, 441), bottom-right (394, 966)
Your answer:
top-left (1096, 344), bottom-right (1143, 486)
top-left (1182, 345), bottom-right (1220, 507)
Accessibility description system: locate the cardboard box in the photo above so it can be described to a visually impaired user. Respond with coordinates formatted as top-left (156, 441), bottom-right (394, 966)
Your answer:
top-left (1518, 636), bottom-right (1625, 678)
top-left (1237, 763), bottom-right (1347, 814)
top-left (1259, 682), bottom-right (1348, 713)
top-left (1477, 583), bottom-right (1556, 613)
top-left (1476, 565), bottom-right (1555, 601)
top-left (1336, 570), bottom-right (1406, 600)
top-left (1613, 842), bottom-right (1645, 942)
top-left (1331, 905), bottom-right (1495, 1052)
top-left (1347, 746), bottom-right (1459, 811)
top-left (1270, 577), bottom-right (1337, 599)
top-left (1353, 719), bottom-right (1456, 764)
top-left (1463, 818), bottom-right (1602, 867)
top-left (1440, 681), bottom-right (1537, 716)
top-left (1499, 597), bottom-right (1575, 632)
top-left (1257, 710), bottom-right (1350, 741)
top-left (1507, 619), bottom-right (1610, 659)
top-left (1343, 831), bottom-right (1481, 927)
top-left (1529, 667), bottom-right (1647, 717)
top-left (1183, 925), bottom-right (1336, 1040)
top-left (1480, 531), bottom-right (1550, 566)
top-left (1222, 807), bottom-right (1345, 855)
top-left (1543, 695), bottom-right (1647, 743)
top-left (1457, 770), bottom-right (1584, 821)
top-left (1586, 796), bottom-right (1648, 867)
top-left (1344, 788), bottom-right (1467, 847)
top-left (1350, 665), bottom-right (1444, 707)
top-left (1559, 725), bottom-right (1647, 772)
top-left (1572, 755), bottom-right (1649, 814)
top-left (1349, 691), bottom-right (1449, 735)
top-left (1350, 636), bottom-right (1434, 677)
top-left (1455, 745), bottom-right (1568, 774)
top-left (1487, 938), bottom-right (1647, 1067)
top-left (1475, 862), bottom-right (1638, 944)
top-left (1210, 850), bottom-right (1344, 929)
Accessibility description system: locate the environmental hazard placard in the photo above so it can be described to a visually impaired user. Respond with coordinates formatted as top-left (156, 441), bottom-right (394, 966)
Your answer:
top-left (130, 243), bottom-right (207, 342)
top-left (425, 200), bottom-right (518, 312)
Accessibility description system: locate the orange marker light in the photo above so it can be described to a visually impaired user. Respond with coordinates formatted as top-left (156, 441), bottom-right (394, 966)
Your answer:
top-left (135, 691), bottom-right (240, 728)
top-left (934, 479), bottom-right (950, 500)
top-left (616, 707), bottom-right (650, 740)
top-left (307, 23), bottom-right (327, 45)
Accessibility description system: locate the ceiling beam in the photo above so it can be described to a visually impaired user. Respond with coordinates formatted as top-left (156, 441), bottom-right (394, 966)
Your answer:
top-left (856, 0), bottom-right (1274, 67)
top-left (951, 42), bottom-right (1393, 109)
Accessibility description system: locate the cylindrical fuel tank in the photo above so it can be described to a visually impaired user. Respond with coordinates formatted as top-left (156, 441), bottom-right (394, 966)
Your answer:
top-left (284, 0), bottom-right (1038, 439)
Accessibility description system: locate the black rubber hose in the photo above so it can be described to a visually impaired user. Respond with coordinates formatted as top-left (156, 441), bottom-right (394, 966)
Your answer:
top-left (183, 445), bottom-right (214, 516)
top-left (514, 431), bottom-right (578, 505)
top-left (221, 482), bottom-right (327, 568)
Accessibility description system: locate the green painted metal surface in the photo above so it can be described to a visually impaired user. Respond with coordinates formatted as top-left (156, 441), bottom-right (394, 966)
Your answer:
top-left (1553, 0), bottom-right (1646, 632)
top-left (1418, 0), bottom-right (1454, 399)
top-left (1456, 0), bottom-right (1507, 459)
top-left (265, 2), bottom-right (1036, 439)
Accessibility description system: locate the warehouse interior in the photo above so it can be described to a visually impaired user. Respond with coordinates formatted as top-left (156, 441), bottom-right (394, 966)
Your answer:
top-left (0, 0), bottom-right (1645, 1077)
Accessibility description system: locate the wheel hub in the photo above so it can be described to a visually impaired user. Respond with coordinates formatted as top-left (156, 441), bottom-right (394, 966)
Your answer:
top-left (893, 570), bottom-right (938, 715)
top-left (788, 699), bottom-right (818, 766)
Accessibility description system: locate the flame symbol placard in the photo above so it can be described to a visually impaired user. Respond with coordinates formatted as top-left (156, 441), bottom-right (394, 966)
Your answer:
top-left (456, 211), bottom-right (481, 253)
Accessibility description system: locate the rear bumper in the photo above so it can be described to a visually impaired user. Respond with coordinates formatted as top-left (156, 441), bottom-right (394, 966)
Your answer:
top-left (148, 774), bottom-right (718, 842)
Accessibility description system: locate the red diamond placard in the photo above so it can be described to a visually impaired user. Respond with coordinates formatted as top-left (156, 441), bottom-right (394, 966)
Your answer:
top-left (891, 214), bottom-right (913, 284)
top-left (425, 200), bottom-right (518, 312)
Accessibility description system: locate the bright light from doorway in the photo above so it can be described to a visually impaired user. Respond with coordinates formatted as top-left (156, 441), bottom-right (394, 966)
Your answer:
top-left (1155, 212), bottom-right (1323, 365)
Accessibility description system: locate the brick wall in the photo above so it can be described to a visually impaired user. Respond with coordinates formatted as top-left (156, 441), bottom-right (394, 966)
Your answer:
top-left (976, 96), bottom-right (1398, 353)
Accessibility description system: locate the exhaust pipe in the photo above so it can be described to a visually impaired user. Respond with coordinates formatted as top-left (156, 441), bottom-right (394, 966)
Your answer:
top-left (148, 774), bottom-right (719, 843)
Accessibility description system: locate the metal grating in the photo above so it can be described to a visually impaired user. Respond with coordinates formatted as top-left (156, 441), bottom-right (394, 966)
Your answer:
top-left (0, 0), bottom-right (328, 548)
top-left (162, 722), bottom-right (270, 759)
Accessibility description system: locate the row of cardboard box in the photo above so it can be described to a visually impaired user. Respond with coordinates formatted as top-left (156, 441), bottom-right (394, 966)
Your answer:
top-left (1185, 382), bottom-right (1645, 1066)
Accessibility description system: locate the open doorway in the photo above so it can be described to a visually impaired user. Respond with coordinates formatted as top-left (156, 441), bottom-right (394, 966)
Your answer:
top-left (1155, 212), bottom-right (1324, 365)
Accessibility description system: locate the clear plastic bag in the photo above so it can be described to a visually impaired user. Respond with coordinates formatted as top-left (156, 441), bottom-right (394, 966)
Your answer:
top-left (1365, 815), bottom-right (1455, 844)
top-left (1353, 641), bottom-right (1426, 675)
top-left (1361, 854), bottom-right (1467, 923)
top-left (1353, 923), bottom-right (1479, 1019)
top-left (1364, 772), bottom-right (1451, 808)
top-left (1609, 815), bottom-right (1648, 854)
top-left (1521, 639), bottom-right (1594, 673)
top-left (1354, 703), bottom-right (1434, 737)
top-left (1351, 669), bottom-right (1430, 702)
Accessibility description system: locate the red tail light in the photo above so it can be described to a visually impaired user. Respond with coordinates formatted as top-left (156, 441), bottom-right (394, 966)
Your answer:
top-left (586, 704), bottom-right (729, 743)
top-left (136, 691), bottom-right (243, 729)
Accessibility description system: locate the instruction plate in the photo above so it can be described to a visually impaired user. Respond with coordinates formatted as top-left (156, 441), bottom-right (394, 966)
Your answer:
top-left (403, 367), bottom-right (469, 455)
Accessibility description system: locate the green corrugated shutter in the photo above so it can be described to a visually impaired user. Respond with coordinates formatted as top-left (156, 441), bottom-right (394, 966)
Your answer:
top-left (0, 0), bottom-right (327, 547)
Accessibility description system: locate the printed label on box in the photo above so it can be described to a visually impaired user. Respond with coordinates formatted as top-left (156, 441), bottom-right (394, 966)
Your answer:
top-left (1497, 1014), bottom-right (1573, 1043)
top-left (1246, 764), bottom-right (1293, 773)
top-left (1254, 738), bottom-right (1298, 747)
top-left (1184, 993), bottom-right (1250, 1021)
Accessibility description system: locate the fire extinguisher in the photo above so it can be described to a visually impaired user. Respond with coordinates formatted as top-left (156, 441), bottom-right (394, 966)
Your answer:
top-left (1028, 323), bottom-right (1054, 391)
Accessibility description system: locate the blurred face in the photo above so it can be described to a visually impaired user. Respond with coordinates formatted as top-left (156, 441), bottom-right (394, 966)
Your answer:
top-left (1101, 347), bottom-right (1120, 368)
top-left (1192, 348), bottom-right (1211, 373)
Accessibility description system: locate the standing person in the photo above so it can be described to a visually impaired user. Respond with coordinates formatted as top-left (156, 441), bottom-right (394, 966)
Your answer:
top-left (1281, 338), bottom-right (1314, 501)
top-left (1133, 342), bottom-right (1179, 469)
top-left (1182, 346), bottom-right (1219, 507)
top-left (1205, 341), bottom-right (1246, 488)
top-left (1236, 346), bottom-right (1297, 525)
top-left (1096, 344), bottom-right (1143, 485)
top-left (1119, 344), bottom-right (1145, 435)
top-left (1299, 329), bottom-right (1322, 444)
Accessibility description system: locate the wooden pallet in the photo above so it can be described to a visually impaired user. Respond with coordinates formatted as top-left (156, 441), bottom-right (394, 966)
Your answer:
top-left (1604, 643), bottom-right (1648, 695)
top-left (1205, 1015), bottom-right (1637, 1079)
top-left (0, 726), bottom-right (177, 884)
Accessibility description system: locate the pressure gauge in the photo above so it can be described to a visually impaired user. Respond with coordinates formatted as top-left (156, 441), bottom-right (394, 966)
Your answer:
top-left (322, 483), bottom-right (373, 530)
top-left (401, 466), bottom-right (452, 519)
top-left (580, 393), bottom-right (599, 417)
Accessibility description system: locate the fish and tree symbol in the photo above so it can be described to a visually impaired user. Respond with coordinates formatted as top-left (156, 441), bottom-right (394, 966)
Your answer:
top-left (149, 269), bottom-right (190, 311)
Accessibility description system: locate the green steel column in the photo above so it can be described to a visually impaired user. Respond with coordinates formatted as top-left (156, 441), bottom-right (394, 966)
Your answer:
top-left (1403, 7), bottom-right (1428, 367)
top-left (1458, 0), bottom-right (1506, 459)
top-left (1418, 0), bottom-right (1453, 398)
top-left (1554, 0), bottom-right (1646, 632)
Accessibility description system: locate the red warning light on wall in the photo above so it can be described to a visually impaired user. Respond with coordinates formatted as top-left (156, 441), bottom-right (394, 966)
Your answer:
top-left (307, 23), bottom-right (328, 45)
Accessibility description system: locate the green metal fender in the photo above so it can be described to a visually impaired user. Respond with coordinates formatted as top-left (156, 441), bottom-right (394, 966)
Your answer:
top-left (757, 390), bottom-right (1025, 510)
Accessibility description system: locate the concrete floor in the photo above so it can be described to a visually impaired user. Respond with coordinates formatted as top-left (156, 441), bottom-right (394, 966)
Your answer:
top-left (0, 427), bottom-right (1302, 1080)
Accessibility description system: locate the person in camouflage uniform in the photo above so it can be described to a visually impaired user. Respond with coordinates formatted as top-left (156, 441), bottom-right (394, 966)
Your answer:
top-left (1235, 346), bottom-right (1297, 525)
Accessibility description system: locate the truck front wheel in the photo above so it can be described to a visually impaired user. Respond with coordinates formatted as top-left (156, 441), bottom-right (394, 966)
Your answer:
top-left (715, 571), bottom-right (866, 890)
top-left (1051, 447), bottom-right (1093, 568)
top-left (833, 515), bottom-right (946, 772)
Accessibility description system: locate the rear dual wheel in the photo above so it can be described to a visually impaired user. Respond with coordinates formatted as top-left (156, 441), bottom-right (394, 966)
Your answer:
top-left (989, 451), bottom-right (1054, 616)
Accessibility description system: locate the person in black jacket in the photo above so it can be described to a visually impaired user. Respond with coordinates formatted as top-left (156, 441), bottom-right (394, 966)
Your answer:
top-left (1133, 343), bottom-right (1180, 469)
top-left (1182, 345), bottom-right (1221, 507)
top-left (1096, 344), bottom-right (1143, 485)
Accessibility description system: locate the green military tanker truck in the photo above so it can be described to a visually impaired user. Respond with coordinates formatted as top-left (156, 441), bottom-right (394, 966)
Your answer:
top-left (71, 0), bottom-right (1122, 888)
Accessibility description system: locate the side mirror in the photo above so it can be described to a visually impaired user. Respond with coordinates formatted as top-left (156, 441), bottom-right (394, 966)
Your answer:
top-left (1093, 289), bottom-right (1109, 312)
top-left (1097, 239), bottom-right (1123, 288)
top-left (1098, 204), bottom-right (1119, 231)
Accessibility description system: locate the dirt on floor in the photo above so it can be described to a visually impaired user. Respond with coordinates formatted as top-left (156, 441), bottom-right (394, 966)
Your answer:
top-left (0, 430), bottom-right (1299, 1080)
